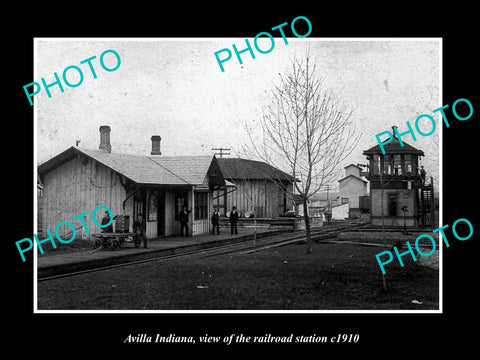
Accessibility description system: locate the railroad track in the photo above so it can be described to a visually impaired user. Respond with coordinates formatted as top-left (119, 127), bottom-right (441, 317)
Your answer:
top-left (38, 218), bottom-right (368, 282)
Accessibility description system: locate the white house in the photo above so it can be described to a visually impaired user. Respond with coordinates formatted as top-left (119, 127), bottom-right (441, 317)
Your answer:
top-left (338, 164), bottom-right (368, 217)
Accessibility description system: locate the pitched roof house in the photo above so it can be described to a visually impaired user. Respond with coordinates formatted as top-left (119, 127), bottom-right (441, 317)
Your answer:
top-left (37, 126), bottom-right (225, 239)
top-left (215, 158), bottom-right (294, 218)
top-left (337, 164), bottom-right (368, 214)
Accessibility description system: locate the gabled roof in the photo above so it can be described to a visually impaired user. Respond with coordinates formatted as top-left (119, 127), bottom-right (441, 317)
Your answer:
top-left (338, 174), bottom-right (368, 184)
top-left (38, 147), bottom-right (222, 186)
top-left (216, 157), bottom-right (294, 182)
top-left (80, 149), bottom-right (189, 185)
top-left (363, 135), bottom-right (424, 156)
top-left (149, 155), bottom-right (214, 185)
top-left (344, 164), bottom-right (362, 170)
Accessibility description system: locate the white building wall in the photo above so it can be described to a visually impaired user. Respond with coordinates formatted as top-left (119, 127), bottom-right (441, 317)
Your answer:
top-left (332, 203), bottom-right (349, 220)
top-left (339, 177), bottom-right (368, 209)
top-left (344, 165), bottom-right (362, 177)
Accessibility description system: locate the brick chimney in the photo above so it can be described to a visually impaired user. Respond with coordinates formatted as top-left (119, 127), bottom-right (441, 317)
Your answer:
top-left (99, 126), bottom-right (112, 153)
top-left (151, 135), bottom-right (161, 155)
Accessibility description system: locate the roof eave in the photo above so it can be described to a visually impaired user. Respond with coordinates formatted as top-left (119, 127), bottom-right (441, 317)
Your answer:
top-left (363, 146), bottom-right (425, 156)
top-left (338, 176), bottom-right (368, 184)
top-left (37, 147), bottom-right (141, 186)
top-left (38, 146), bottom-right (78, 175)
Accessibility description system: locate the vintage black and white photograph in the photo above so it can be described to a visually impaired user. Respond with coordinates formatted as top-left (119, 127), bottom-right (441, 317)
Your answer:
top-left (34, 38), bottom-right (441, 312)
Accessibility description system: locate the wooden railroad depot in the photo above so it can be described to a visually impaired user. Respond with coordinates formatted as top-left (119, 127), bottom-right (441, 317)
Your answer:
top-left (37, 126), bottom-right (296, 241)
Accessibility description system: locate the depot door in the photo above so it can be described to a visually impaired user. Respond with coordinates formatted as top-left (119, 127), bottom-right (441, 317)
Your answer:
top-left (133, 189), bottom-right (147, 221)
top-left (157, 190), bottom-right (165, 236)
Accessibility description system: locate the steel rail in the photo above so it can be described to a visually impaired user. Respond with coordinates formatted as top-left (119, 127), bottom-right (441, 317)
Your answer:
top-left (38, 219), bottom-right (368, 282)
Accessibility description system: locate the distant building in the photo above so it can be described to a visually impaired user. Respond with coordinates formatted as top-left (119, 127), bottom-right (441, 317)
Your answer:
top-left (331, 202), bottom-right (349, 220)
top-left (38, 126), bottom-right (226, 239)
top-left (216, 158), bottom-right (294, 218)
top-left (338, 164), bottom-right (368, 217)
top-left (362, 127), bottom-right (435, 229)
top-left (292, 194), bottom-right (311, 217)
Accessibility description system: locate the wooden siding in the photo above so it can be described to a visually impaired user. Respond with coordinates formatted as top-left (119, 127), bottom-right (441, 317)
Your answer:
top-left (40, 155), bottom-right (218, 239)
top-left (226, 180), bottom-right (292, 218)
top-left (123, 192), bottom-right (134, 232)
top-left (370, 188), bottom-right (418, 227)
top-left (192, 190), bottom-right (212, 236)
top-left (192, 219), bottom-right (209, 236)
top-left (37, 192), bottom-right (45, 238)
top-left (370, 188), bottom-right (416, 218)
top-left (40, 154), bottom-right (127, 239)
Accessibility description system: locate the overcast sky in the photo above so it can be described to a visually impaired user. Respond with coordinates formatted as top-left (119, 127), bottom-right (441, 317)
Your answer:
top-left (35, 38), bottom-right (440, 190)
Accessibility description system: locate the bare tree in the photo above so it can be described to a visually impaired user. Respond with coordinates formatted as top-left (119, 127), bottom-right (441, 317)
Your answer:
top-left (244, 53), bottom-right (360, 254)
top-left (219, 156), bottom-right (293, 251)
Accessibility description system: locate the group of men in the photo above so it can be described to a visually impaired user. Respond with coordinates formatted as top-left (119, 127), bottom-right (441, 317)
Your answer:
top-left (101, 205), bottom-right (242, 249)
top-left (179, 206), bottom-right (239, 237)
top-left (210, 206), bottom-right (239, 236)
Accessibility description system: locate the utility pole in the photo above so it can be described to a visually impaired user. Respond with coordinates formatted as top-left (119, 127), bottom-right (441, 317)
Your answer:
top-left (211, 147), bottom-right (231, 158)
top-left (324, 184), bottom-right (332, 204)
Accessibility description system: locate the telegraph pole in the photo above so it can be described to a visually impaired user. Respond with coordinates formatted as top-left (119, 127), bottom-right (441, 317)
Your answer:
top-left (324, 184), bottom-right (332, 203)
top-left (211, 147), bottom-right (231, 158)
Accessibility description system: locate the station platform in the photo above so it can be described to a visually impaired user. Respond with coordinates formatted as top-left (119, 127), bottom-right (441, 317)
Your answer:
top-left (37, 227), bottom-right (289, 279)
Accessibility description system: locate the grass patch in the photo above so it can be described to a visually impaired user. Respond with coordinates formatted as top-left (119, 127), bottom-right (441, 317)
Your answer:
top-left (37, 242), bottom-right (439, 310)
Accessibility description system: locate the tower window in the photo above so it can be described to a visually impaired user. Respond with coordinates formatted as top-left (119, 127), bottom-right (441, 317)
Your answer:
top-left (404, 154), bottom-right (412, 174)
top-left (394, 154), bottom-right (402, 175)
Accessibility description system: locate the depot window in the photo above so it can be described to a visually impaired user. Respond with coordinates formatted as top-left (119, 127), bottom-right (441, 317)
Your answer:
top-left (194, 192), bottom-right (208, 220)
top-left (383, 155), bottom-right (393, 175)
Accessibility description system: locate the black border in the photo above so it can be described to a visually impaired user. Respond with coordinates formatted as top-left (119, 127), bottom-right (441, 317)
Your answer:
top-left (6, 6), bottom-right (478, 355)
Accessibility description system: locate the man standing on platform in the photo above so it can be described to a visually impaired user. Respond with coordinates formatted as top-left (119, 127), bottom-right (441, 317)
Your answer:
top-left (211, 208), bottom-right (220, 235)
top-left (420, 165), bottom-right (426, 185)
top-left (229, 206), bottom-right (239, 235)
top-left (178, 206), bottom-right (192, 237)
top-left (101, 210), bottom-right (113, 233)
top-left (133, 213), bottom-right (147, 248)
